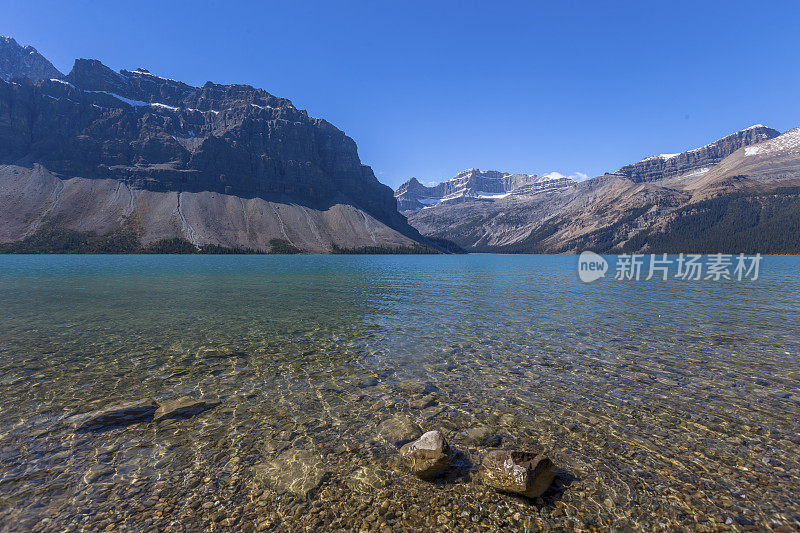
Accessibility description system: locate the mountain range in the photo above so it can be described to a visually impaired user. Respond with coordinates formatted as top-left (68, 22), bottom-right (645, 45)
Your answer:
top-left (404, 124), bottom-right (800, 253)
top-left (1, 36), bottom-right (799, 254)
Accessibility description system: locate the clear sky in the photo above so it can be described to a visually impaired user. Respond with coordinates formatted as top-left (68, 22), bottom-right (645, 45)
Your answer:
top-left (4, 0), bottom-right (800, 189)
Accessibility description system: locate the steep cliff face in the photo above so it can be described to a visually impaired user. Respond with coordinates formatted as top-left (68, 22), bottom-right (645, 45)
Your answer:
top-left (616, 125), bottom-right (780, 182)
top-left (0, 54), bottom-right (423, 251)
top-left (0, 36), bottom-right (62, 82)
top-left (395, 168), bottom-right (573, 211)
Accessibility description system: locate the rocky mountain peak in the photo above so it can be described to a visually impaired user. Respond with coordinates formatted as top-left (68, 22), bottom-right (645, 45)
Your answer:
top-left (394, 167), bottom-right (575, 211)
top-left (65, 58), bottom-right (128, 92)
top-left (396, 177), bottom-right (425, 193)
top-left (0, 36), bottom-right (63, 82)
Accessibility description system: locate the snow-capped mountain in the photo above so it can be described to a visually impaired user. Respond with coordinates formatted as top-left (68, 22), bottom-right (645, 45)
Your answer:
top-left (395, 168), bottom-right (575, 211)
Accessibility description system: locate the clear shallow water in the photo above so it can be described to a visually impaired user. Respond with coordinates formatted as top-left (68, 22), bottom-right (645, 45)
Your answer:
top-left (0, 255), bottom-right (798, 531)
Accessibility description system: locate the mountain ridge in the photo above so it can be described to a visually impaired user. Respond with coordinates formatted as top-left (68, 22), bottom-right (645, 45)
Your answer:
top-left (615, 124), bottom-right (780, 182)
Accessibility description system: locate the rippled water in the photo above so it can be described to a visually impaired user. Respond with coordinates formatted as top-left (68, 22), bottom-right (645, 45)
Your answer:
top-left (0, 255), bottom-right (798, 531)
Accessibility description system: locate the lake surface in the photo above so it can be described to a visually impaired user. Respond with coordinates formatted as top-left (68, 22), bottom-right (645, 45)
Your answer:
top-left (0, 255), bottom-right (798, 531)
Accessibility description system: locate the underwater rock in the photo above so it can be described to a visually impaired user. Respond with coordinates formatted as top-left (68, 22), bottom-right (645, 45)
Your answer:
top-left (154, 396), bottom-right (220, 421)
top-left (255, 449), bottom-right (331, 499)
top-left (347, 465), bottom-right (393, 491)
top-left (455, 426), bottom-right (501, 447)
top-left (377, 414), bottom-right (422, 446)
top-left (67, 399), bottom-right (158, 431)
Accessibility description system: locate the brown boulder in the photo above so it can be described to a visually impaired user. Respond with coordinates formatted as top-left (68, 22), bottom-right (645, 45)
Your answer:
top-left (479, 450), bottom-right (555, 498)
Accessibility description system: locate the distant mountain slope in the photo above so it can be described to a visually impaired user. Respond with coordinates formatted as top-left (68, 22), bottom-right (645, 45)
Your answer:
top-left (0, 36), bottom-right (62, 82)
top-left (395, 168), bottom-right (574, 211)
top-left (0, 45), bottom-right (427, 253)
top-left (615, 125), bottom-right (779, 182)
top-left (683, 127), bottom-right (800, 192)
top-left (407, 125), bottom-right (800, 253)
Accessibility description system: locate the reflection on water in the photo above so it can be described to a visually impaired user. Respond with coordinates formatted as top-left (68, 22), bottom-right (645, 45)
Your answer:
top-left (0, 255), bottom-right (798, 531)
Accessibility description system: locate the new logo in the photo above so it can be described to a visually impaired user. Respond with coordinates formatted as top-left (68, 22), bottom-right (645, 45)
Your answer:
top-left (578, 251), bottom-right (608, 282)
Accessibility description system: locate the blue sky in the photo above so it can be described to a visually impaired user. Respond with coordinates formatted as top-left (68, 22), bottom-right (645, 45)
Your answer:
top-left (4, 0), bottom-right (800, 189)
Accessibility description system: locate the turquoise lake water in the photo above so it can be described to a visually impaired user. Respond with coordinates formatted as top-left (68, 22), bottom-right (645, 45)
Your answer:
top-left (0, 255), bottom-right (798, 530)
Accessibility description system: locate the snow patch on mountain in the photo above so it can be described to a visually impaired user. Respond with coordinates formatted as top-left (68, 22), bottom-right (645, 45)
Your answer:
top-left (745, 128), bottom-right (800, 156)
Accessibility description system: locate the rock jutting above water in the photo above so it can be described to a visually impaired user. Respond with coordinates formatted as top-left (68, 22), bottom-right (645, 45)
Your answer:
top-left (479, 450), bottom-right (555, 498)
top-left (398, 430), bottom-right (452, 479)
top-left (66, 398), bottom-right (158, 431)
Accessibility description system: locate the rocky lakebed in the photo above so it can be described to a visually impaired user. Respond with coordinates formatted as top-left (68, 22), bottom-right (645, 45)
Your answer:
top-left (1, 255), bottom-right (799, 531)
top-left (1, 356), bottom-right (799, 533)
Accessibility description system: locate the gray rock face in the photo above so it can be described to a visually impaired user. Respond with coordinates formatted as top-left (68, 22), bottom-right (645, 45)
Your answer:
top-left (479, 450), bottom-right (555, 498)
top-left (616, 125), bottom-right (780, 182)
top-left (395, 169), bottom-right (574, 211)
top-left (154, 396), bottom-right (220, 421)
top-left (0, 36), bottom-right (62, 82)
top-left (15, 59), bottom-right (397, 224)
top-left (0, 45), bottom-right (424, 251)
top-left (67, 399), bottom-right (158, 431)
top-left (398, 430), bottom-right (452, 479)
top-left (255, 449), bottom-right (331, 499)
